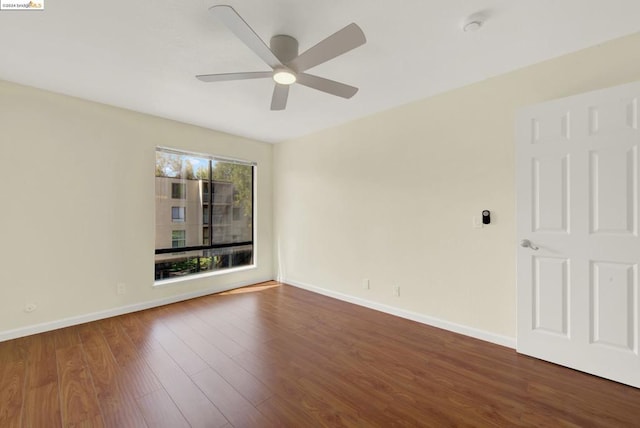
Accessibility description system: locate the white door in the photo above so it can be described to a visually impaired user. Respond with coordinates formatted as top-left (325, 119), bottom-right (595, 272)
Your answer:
top-left (516, 81), bottom-right (640, 388)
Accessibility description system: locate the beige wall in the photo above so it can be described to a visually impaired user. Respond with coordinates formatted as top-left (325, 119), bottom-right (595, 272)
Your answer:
top-left (3, 31), bottom-right (640, 343)
top-left (0, 81), bottom-right (273, 335)
top-left (274, 32), bottom-right (640, 340)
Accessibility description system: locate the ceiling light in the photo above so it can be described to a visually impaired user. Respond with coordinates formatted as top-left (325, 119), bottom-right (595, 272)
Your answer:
top-left (273, 70), bottom-right (296, 85)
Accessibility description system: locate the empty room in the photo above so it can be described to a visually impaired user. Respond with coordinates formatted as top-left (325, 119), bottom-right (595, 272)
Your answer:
top-left (1, 1), bottom-right (640, 426)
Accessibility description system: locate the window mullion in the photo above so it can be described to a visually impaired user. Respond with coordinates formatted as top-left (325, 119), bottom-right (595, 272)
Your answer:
top-left (208, 159), bottom-right (214, 246)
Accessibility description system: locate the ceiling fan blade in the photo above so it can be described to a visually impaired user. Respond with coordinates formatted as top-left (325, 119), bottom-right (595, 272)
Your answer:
top-left (297, 73), bottom-right (358, 99)
top-left (209, 5), bottom-right (283, 69)
top-left (271, 84), bottom-right (289, 110)
top-left (196, 71), bottom-right (272, 82)
top-left (288, 23), bottom-right (366, 72)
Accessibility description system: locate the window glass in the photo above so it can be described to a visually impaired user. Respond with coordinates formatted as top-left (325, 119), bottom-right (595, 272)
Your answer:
top-left (171, 183), bottom-right (186, 199)
top-left (155, 148), bottom-right (254, 281)
top-left (171, 230), bottom-right (186, 248)
top-left (171, 206), bottom-right (186, 222)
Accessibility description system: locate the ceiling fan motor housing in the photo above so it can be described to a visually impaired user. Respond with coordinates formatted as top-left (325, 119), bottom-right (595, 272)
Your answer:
top-left (270, 35), bottom-right (299, 66)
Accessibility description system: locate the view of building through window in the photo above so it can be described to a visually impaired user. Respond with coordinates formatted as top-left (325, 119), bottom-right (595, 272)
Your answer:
top-left (155, 148), bottom-right (254, 280)
top-left (171, 206), bottom-right (186, 222)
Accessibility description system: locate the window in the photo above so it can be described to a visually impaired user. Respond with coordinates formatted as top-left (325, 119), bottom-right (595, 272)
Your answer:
top-left (155, 147), bottom-right (255, 281)
top-left (171, 206), bottom-right (186, 222)
top-left (171, 183), bottom-right (186, 199)
top-left (203, 227), bottom-right (209, 245)
top-left (202, 182), bottom-right (210, 202)
top-left (172, 230), bottom-right (186, 248)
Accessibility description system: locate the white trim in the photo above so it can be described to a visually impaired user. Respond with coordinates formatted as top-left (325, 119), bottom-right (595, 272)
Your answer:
top-left (156, 146), bottom-right (256, 166)
top-left (153, 264), bottom-right (257, 287)
top-left (0, 276), bottom-right (272, 342)
top-left (285, 278), bottom-right (516, 349)
top-left (2, 276), bottom-right (516, 349)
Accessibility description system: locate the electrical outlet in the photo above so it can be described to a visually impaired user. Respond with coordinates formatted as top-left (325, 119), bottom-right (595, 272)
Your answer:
top-left (393, 285), bottom-right (400, 297)
top-left (363, 278), bottom-right (370, 290)
top-left (117, 283), bottom-right (127, 295)
top-left (24, 303), bottom-right (37, 313)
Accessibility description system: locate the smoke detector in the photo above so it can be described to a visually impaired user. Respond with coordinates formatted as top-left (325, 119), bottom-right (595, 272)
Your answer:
top-left (461, 11), bottom-right (489, 32)
top-left (462, 20), bottom-right (483, 32)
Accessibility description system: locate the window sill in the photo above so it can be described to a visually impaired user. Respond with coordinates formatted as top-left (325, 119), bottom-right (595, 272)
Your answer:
top-left (153, 264), bottom-right (257, 288)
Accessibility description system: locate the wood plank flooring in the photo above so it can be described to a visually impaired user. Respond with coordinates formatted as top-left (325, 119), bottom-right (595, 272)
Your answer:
top-left (1, 281), bottom-right (640, 427)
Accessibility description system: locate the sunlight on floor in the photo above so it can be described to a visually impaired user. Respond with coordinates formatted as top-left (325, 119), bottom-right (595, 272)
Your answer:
top-left (219, 282), bottom-right (280, 295)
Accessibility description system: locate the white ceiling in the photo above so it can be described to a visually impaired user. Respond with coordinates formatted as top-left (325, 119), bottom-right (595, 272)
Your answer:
top-left (1, 1), bottom-right (639, 143)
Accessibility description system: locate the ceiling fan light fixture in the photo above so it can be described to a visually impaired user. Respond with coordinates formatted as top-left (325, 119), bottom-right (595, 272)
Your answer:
top-left (273, 69), bottom-right (297, 85)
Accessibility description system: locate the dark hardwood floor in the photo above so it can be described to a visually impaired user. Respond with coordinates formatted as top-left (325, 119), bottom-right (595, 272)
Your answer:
top-left (1, 281), bottom-right (639, 427)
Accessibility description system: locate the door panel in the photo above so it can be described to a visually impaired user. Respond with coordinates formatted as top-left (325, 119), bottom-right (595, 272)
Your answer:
top-left (587, 97), bottom-right (638, 136)
top-left (517, 80), bottom-right (640, 388)
top-left (589, 147), bottom-right (637, 235)
top-left (532, 156), bottom-right (570, 233)
top-left (530, 109), bottom-right (572, 144)
top-left (590, 261), bottom-right (637, 352)
top-left (533, 256), bottom-right (569, 336)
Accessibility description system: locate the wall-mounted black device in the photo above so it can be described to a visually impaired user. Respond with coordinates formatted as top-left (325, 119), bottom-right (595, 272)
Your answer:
top-left (482, 210), bottom-right (491, 225)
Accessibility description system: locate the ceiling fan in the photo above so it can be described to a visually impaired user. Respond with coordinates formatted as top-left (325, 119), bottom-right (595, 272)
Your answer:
top-left (196, 5), bottom-right (366, 111)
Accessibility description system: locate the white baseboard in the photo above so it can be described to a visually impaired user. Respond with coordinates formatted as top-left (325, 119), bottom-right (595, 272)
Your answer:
top-left (285, 278), bottom-right (516, 349)
top-left (1, 276), bottom-right (516, 349)
top-left (0, 276), bottom-right (273, 342)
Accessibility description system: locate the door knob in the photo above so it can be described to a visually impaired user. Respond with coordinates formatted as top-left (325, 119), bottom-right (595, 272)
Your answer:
top-left (520, 239), bottom-right (539, 250)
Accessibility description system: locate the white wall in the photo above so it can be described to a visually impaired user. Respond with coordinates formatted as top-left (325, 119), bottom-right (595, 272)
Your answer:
top-left (0, 81), bottom-right (273, 338)
top-left (274, 32), bottom-right (640, 343)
